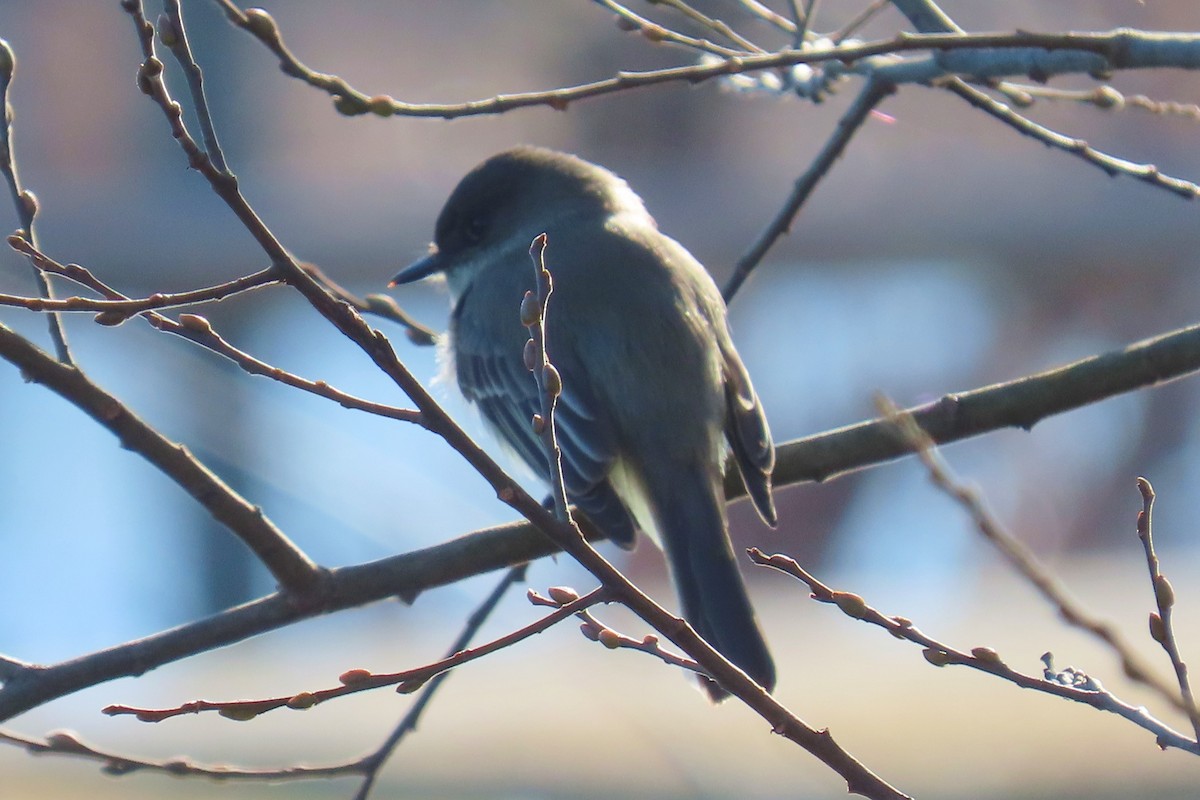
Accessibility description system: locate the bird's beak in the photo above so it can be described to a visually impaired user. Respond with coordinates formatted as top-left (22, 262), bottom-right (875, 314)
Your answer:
top-left (389, 247), bottom-right (445, 287)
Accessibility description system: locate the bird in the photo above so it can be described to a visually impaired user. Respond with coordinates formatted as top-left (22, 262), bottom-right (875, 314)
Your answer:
top-left (390, 146), bottom-right (777, 699)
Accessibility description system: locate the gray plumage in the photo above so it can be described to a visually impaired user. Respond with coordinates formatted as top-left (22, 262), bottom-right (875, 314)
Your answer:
top-left (391, 147), bottom-right (776, 698)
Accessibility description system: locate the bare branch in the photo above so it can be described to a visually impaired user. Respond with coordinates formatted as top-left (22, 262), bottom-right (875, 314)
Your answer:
top-left (0, 322), bottom-right (321, 594)
top-left (524, 234), bottom-right (572, 523)
top-left (0, 728), bottom-right (359, 781)
top-left (160, 0), bottom-right (229, 174)
top-left (876, 395), bottom-right (1199, 727)
top-left (5, 236), bottom-right (280, 316)
top-left (650, 0), bottom-right (766, 53)
top-left (210, 4), bottom-right (1200, 119)
top-left (722, 76), bottom-right (895, 302)
top-left (0, 39), bottom-right (71, 362)
top-left (942, 78), bottom-right (1200, 199)
top-left (1136, 478), bottom-right (1200, 740)
top-left (757, 320), bottom-right (1200, 490)
top-left (102, 586), bottom-right (607, 723)
top-left (593, 0), bottom-right (748, 58)
top-left (351, 565), bottom-right (531, 800)
top-left (750, 550), bottom-right (1200, 754)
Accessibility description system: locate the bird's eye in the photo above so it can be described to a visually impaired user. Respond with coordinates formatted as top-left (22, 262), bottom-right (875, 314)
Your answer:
top-left (462, 216), bottom-right (486, 245)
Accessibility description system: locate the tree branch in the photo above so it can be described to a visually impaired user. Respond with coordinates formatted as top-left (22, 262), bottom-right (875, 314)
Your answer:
top-left (0, 322), bottom-right (322, 594)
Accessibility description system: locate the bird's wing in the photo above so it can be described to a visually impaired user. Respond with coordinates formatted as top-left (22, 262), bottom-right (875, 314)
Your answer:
top-left (721, 342), bottom-right (777, 527)
top-left (454, 336), bottom-right (639, 548)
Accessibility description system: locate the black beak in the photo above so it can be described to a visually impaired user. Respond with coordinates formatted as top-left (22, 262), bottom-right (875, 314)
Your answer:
top-left (389, 248), bottom-right (445, 287)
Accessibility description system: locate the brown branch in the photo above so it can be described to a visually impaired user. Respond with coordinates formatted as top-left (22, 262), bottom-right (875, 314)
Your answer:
top-left (941, 78), bottom-right (1200, 199)
top-left (169, 313), bottom-right (423, 424)
top-left (349, 564), bottom-right (530, 800)
top-left (752, 320), bottom-right (1200, 492)
top-left (876, 395), bottom-right (1200, 728)
top-left (5, 236), bottom-right (280, 316)
top-left (650, 0), bottom-right (766, 53)
top-left (0, 322), bottom-right (321, 594)
top-left (0, 40), bottom-right (71, 363)
top-left (103, 586), bottom-right (606, 724)
top-left (749, 549), bottom-right (1200, 753)
top-left (1137, 478), bottom-right (1200, 739)
top-left (594, 0), bottom-right (748, 58)
top-left (211, 3), bottom-right (1199, 119)
top-left (0, 728), bottom-right (356, 781)
top-left (830, 1), bottom-right (891, 44)
top-left (0, 516), bottom-right (606, 723)
top-left (297, 260), bottom-right (437, 347)
top-left (722, 75), bottom-right (895, 302)
top-left (562, 602), bottom-right (706, 674)
top-left (8, 236), bottom-right (419, 422)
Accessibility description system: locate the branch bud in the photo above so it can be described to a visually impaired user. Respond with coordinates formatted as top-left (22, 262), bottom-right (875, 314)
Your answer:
top-left (218, 706), bottom-right (259, 721)
top-left (597, 628), bottom-right (621, 649)
top-left (338, 668), bottom-right (372, 686)
top-left (922, 648), bottom-right (951, 667)
top-left (243, 8), bottom-right (279, 42)
top-left (541, 363), bottom-right (562, 397)
top-left (1149, 612), bottom-right (1166, 644)
top-left (519, 291), bottom-right (539, 327)
top-left (970, 646), bottom-right (1002, 665)
top-left (831, 590), bottom-right (867, 619)
top-left (286, 691), bottom-right (317, 709)
top-left (157, 14), bottom-right (179, 47)
top-left (547, 585), bottom-right (579, 605)
top-left (1154, 574), bottom-right (1175, 609)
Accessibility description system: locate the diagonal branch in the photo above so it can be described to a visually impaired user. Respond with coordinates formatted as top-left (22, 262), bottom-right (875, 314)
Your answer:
top-left (750, 549), bottom-right (1200, 754)
top-left (0, 322), bottom-right (321, 593)
top-left (1136, 478), bottom-right (1200, 740)
top-left (0, 40), bottom-right (71, 363)
top-left (758, 320), bottom-right (1200, 490)
top-left (722, 75), bottom-right (895, 302)
top-left (941, 78), bottom-right (1200, 199)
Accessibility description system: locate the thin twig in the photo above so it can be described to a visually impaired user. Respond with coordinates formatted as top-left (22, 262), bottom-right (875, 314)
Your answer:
top-left (749, 549), bottom-right (1200, 754)
top-left (735, 0), bottom-right (796, 35)
top-left (876, 395), bottom-right (1200, 729)
top-left (592, 0), bottom-right (746, 57)
top-left (351, 565), bottom-right (530, 800)
top-left (723, 76), bottom-right (894, 302)
top-left (1136, 478), bottom-right (1200, 740)
top-left (0, 39), bottom-right (71, 362)
top-left (161, 1), bottom-right (229, 173)
top-left (793, 0), bottom-right (819, 46)
top-left (652, 0), bottom-right (765, 53)
top-left (8, 236), bottom-right (421, 423)
top-left (567, 604), bottom-right (706, 674)
top-left (298, 261), bottom-right (437, 346)
top-left (942, 78), bottom-right (1200, 199)
top-left (524, 234), bottom-right (572, 523)
top-left (103, 585), bottom-right (607, 723)
top-left (830, 0), bottom-right (890, 44)
top-left (5, 237), bottom-right (279, 317)
top-left (0, 728), bottom-right (361, 780)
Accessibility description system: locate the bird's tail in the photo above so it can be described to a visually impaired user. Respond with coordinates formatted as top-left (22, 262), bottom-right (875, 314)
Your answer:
top-left (652, 462), bottom-right (775, 701)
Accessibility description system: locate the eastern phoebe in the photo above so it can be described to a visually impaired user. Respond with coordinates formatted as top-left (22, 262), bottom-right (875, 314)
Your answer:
top-left (391, 147), bottom-right (776, 698)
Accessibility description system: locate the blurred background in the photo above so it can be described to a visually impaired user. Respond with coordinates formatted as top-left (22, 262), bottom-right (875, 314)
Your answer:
top-left (2, 1), bottom-right (1200, 798)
